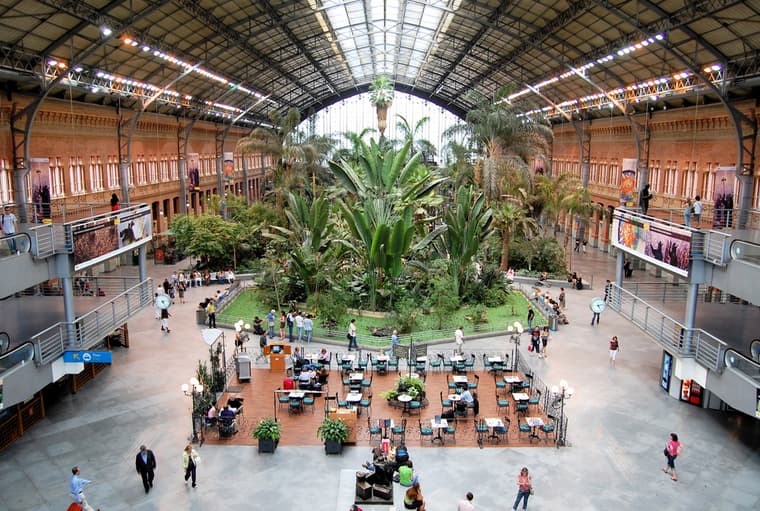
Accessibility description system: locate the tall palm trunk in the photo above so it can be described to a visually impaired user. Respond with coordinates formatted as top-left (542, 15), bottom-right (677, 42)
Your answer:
top-left (500, 225), bottom-right (510, 271)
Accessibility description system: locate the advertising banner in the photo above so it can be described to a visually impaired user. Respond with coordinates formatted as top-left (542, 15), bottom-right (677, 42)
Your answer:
top-left (612, 210), bottom-right (692, 277)
top-left (187, 153), bottom-right (200, 192)
top-left (223, 152), bottom-right (234, 182)
top-left (712, 165), bottom-right (735, 229)
top-left (73, 207), bottom-right (152, 271)
top-left (620, 158), bottom-right (637, 206)
top-left (661, 351), bottom-right (673, 392)
top-left (30, 158), bottom-right (51, 223)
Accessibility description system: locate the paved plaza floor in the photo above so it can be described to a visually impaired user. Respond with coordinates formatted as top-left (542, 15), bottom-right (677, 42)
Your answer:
top-left (0, 248), bottom-right (758, 511)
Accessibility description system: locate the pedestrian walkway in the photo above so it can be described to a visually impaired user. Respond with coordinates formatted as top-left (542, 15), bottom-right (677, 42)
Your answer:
top-left (0, 255), bottom-right (758, 511)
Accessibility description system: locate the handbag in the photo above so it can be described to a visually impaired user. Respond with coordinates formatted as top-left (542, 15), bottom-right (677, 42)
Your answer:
top-left (527, 344), bottom-right (533, 352)
top-left (346, 333), bottom-right (352, 341)
top-left (529, 486), bottom-right (534, 495)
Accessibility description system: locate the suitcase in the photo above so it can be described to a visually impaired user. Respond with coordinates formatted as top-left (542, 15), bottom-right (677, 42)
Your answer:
top-left (67, 504), bottom-right (83, 511)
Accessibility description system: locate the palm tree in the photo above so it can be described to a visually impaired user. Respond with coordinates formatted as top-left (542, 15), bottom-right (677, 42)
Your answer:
top-left (369, 76), bottom-right (395, 136)
top-left (396, 114), bottom-right (436, 164)
top-left (493, 201), bottom-right (539, 271)
top-left (448, 88), bottom-right (553, 204)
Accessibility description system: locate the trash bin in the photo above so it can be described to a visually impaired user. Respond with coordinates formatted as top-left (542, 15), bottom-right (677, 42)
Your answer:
top-left (196, 308), bottom-right (207, 325)
top-left (549, 315), bottom-right (558, 331)
top-left (236, 354), bottom-right (251, 382)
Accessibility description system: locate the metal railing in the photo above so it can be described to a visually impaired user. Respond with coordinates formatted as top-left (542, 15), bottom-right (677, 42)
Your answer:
top-left (646, 207), bottom-right (760, 231)
top-left (30, 278), bottom-right (153, 365)
top-left (17, 201), bottom-right (116, 225)
top-left (0, 232), bottom-right (31, 257)
top-left (724, 349), bottom-right (760, 382)
top-left (0, 342), bottom-right (34, 375)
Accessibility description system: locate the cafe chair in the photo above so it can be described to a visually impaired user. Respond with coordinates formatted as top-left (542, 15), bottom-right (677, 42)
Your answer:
top-left (439, 353), bottom-right (453, 371)
top-left (464, 353), bottom-right (476, 372)
top-left (358, 352), bottom-right (369, 371)
top-left (446, 375), bottom-right (457, 391)
top-left (276, 387), bottom-right (290, 411)
top-left (288, 397), bottom-right (302, 414)
top-left (443, 422), bottom-right (456, 443)
top-left (496, 391), bottom-right (510, 412)
top-left (358, 393), bottom-right (372, 416)
top-left (494, 372), bottom-right (507, 395)
top-left (440, 391), bottom-right (453, 414)
top-left (302, 394), bottom-right (316, 414)
top-left (368, 416), bottom-right (383, 442)
top-left (407, 399), bottom-right (422, 416)
top-left (518, 420), bottom-right (532, 440)
top-left (467, 374), bottom-right (479, 390)
top-left (415, 360), bottom-right (427, 377)
top-left (474, 418), bottom-right (488, 445)
top-left (482, 353), bottom-right (493, 370)
top-left (362, 374), bottom-right (373, 390)
top-left (541, 422), bottom-right (556, 443)
top-left (376, 360), bottom-right (388, 375)
top-left (337, 394), bottom-right (349, 408)
top-left (391, 418), bottom-right (407, 444)
top-left (324, 393), bottom-right (338, 416)
top-left (494, 417), bottom-right (510, 443)
top-left (418, 420), bottom-right (434, 445)
top-left (516, 402), bottom-right (529, 417)
top-left (529, 389), bottom-right (541, 411)
top-left (218, 417), bottom-right (236, 438)
top-left (388, 356), bottom-right (399, 370)
top-left (522, 372), bottom-right (533, 391)
top-left (235, 405), bottom-right (246, 427)
top-left (428, 355), bottom-right (441, 372)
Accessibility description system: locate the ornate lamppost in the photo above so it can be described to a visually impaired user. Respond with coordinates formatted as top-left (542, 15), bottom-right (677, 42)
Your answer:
top-left (181, 377), bottom-right (204, 443)
top-left (550, 379), bottom-right (574, 448)
top-left (507, 321), bottom-right (524, 372)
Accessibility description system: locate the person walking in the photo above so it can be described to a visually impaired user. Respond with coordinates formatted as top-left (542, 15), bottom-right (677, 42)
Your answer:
top-left (295, 311), bottom-right (304, 342)
top-left (457, 491), bottom-right (475, 511)
top-left (662, 433), bottom-right (684, 481)
top-left (347, 318), bottom-right (358, 351)
top-left (388, 329), bottom-right (400, 357)
top-left (558, 287), bottom-right (566, 309)
top-left (540, 326), bottom-right (551, 359)
top-left (267, 309), bottom-right (276, 339)
top-left (160, 307), bottom-right (171, 333)
top-left (527, 307), bottom-right (535, 330)
top-left (530, 327), bottom-right (541, 357)
top-left (609, 336), bottom-right (620, 367)
top-left (512, 467), bottom-right (532, 511)
top-left (1, 204), bottom-right (18, 253)
top-left (135, 445), bottom-right (157, 494)
top-left (206, 299), bottom-right (216, 328)
top-left (69, 466), bottom-right (99, 511)
top-left (182, 443), bottom-right (200, 488)
top-left (692, 195), bottom-right (703, 228)
top-left (683, 198), bottom-right (693, 228)
top-left (303, 313), bottom-right (313, 344)
top-left (639, 183), bottom-right (653, 215)
top-left (454, 325), bottom-right (464, 355)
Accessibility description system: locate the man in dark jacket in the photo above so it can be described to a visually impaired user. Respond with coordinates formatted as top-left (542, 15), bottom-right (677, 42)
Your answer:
top-left (135, 445), bottom-right (157, 493)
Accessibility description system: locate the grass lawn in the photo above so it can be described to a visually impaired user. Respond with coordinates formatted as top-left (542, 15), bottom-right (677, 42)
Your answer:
top-left (217, 289), bottom-right (546, 348)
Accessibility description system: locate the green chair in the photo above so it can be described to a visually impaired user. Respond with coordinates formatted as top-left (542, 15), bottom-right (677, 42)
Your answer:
top-left (361, 374), bottom-right (373, 390)
top-left (408, 400), bottom-right (422, 415)
top-left (440, 391), bottom-right (453, 413)
top-left (391, 418), bottom-right (406, 444)
top-left (496, 391), bottom-right (510, 412)
top-left (441, 353), bottom-right (453, 370)
top-left (443, 423), bottom-right (456, 443)
top-left (277, 388), bottom-right (290, 410)
top-left (474, 418), bottom-right (488, 445)
top-left (464, 353), bottom-right (475, 372)
top-left (368, 416), bottom-right (382, 442)
top-left (302, 395), bottom-right (316, 414)
top-left (428, 356), bottom-right (441, 372)
top-left (528, 390), bottom-right (541, 411)
top-left (358, 393), bottom-right (372, 416)
top-left (494, 373), bottom-right (507, 395)
top-left (418, 419), bottom-right (434, 444)
top-left (518, 421), bottom-right (532, 439)
top-left (467, 374), bottom-right (479, 390)
top-left (493, 417), bottom-right (510, 443)
top-left (358, 353), bottom-right (369, 370)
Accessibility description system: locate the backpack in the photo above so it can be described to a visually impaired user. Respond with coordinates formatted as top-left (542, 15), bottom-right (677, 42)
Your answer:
top-left (283, 378), bottom-right (295, 390)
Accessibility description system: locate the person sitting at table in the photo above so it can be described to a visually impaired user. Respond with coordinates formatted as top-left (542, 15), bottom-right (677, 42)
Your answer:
top-left (298, 370), bottom-right (313, 390)
top-left (219, 405), bottom-right (238, 434)
top-left (318, 347), bottom-right (331, 366)
top-left (398, 460), bottom-right (419, 487)
top-left (227, 396), bottom-right (244, 409)
top-left (457, 389), bottom-right (475, 414)
top-left (403, 482), bottom-right (426, 511)
top-left (292, 347), bottom-right (305, 370)
top-left (316, 366), bottom-right (329, 385)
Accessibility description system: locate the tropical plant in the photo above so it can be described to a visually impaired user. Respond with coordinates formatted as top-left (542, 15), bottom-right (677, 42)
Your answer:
top-left (418, 186), bottom-right (494, 298)
top-left (493, 202), bottom-right (539, 271)
top-left (317, 417), bottom-right (350, 443)
top-left (396, 114), bottom-right (436, 163)
top-left (369, 75), bottom-right (395, 136)
top-left (426, 276), bottom-right (460, 330)
top-left (252, 418), bottom-right (282, 441)
top-left (391, 296), bottom-right (420, 334)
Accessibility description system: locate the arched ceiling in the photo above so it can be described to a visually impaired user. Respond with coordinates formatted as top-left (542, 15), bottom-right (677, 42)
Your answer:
top-left (1, 0), bottom-right (759, 126)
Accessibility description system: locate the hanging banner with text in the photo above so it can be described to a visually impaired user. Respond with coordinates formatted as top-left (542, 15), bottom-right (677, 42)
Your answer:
top-left (612, 210), bottom-right (692, 277)
top-left (72, 206), bottom-right (153, 271)
top-left (620, 158), bottom-right (637, 206)
top-left (223, 152), bottom-right (234, 182)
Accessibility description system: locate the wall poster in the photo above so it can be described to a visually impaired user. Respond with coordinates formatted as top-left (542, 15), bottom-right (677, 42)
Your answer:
top-left (712, 166), bottom-right (735, 229)
top-left (612, 210), bottom-right (692, 277)
top-left (661, 351), bottom-right (673, 392)
top-left (223, 152), bottom-right (234, 182)
top-left (30, 158), bottom-right (51, 223)
top-left (620, 158), bottom-right (637, 206)
top-left (187, 153), bottom-right (200, 192)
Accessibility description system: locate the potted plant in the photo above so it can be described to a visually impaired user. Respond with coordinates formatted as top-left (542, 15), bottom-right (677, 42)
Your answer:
top-left (252, 418), bottom-right (281, 453)
top-left (369, 75), bottom-right (395, 136)
top-left (317, 417), bottom-right (349, 454)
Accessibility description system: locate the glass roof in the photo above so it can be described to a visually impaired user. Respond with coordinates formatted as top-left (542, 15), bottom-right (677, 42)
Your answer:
top-left (315, 0), bottom-right (452, 83)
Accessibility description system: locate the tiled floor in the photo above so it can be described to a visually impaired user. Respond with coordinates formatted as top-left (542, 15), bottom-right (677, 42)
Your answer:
top-left (0, 249), bottom-right (758, 511)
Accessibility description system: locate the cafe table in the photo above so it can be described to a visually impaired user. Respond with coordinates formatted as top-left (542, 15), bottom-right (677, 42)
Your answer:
top-left (512, 392), bottom-right (530, 402)
top-left (525, 417), bottom-right (545, 441)
top-left (504, 375), bottom-right (523, 383)
top-left (487, 356), bottom-right (503, 363)
top-left (484, 417), bottom-right (505, 440)
top-left (452, 375), bottom-right (468, 388)
top-left (397, 393), bottom-right (413, 415)
top-left (430, 418), bottom-right (448, 443)
top-left (375, 354), bottom-right (389, 362)
top-left (349, 372), bottom-right (364, 383)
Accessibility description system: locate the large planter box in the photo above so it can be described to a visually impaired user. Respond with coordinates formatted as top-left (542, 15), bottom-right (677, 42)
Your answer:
top-left (258, 439), bottom-right (277, 453)
top-left (324, 440), bottom-right (343, 455)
